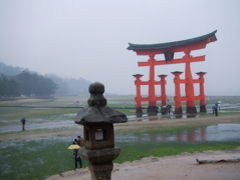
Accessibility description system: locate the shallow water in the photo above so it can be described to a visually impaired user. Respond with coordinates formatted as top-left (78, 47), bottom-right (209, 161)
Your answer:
top-left (2, 123), bottom-right (239, 148)
top-left (0, 119), bottom-right (77, 133)
top-left (1, 100), bottom-right (240, 133)
top-left (115, 123), bottom-right (240, 143)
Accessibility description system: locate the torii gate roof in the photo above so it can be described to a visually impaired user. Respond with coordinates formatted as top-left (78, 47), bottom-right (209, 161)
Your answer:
top-left (127, 30), bottom-right (217, 52)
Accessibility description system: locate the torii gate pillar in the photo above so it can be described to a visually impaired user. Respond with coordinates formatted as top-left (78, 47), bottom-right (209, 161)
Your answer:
top-left (133, 74), bottom-right (143, 117)
top-left (196, 72), bottom-right (207, 113)
top-left (172, 71), bottom-right (183, 115)
top-left (184, 52), bottom-right (197, 115)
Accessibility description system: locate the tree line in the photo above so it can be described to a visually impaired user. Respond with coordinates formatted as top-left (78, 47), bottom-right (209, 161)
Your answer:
top-left (0, 71), bottom-right (57, 98)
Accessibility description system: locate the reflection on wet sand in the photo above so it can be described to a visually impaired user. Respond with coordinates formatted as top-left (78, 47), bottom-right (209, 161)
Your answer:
top-left (116, 124), bottom-right (240, 143)
top-left (130, 113), bottom-right (201, 122)
top-left (119, 127), bottom-right (207, 143)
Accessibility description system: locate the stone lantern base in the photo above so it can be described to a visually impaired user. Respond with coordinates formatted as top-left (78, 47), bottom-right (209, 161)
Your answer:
top-left (79, 147), bottom-right (120, 180)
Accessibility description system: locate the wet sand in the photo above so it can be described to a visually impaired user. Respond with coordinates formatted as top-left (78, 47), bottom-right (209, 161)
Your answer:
top-left (115, 114), bottom-right (240, 133)
top-left (47, 148), bottom-right (240, 180)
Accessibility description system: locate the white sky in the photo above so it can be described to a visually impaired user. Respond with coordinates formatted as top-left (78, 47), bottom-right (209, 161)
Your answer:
top-left (0, 0), bottom-right (240, 95)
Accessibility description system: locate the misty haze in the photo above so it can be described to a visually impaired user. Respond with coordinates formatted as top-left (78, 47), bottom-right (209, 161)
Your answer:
top-left (0, 0), bottom-right (239, 95)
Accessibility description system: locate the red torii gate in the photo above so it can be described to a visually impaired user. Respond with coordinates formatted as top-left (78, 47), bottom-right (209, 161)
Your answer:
top-left (128, 31), bottom-right (217, 117)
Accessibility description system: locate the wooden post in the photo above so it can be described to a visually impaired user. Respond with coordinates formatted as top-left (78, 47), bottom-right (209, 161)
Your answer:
top-left (172, 71), bottom-right (183, 115)
top-left (184, 51), bottom-right (197, 115)
top-left (158, 75), bottom-right (167, 106)
top-left (133, 74), bottom-right (143, 117)
top-left (196, 72), bottom-right (207, 113)
top-left (147, 55), bottom-right (158, 116)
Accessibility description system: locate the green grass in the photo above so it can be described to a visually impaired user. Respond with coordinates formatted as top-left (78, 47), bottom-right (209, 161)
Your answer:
top-left (115, 141), bottom-right (240, 163)
top-left (0, 138), bottom-right (87, 180)
top-left (1, 138), bottom-right (239, 180)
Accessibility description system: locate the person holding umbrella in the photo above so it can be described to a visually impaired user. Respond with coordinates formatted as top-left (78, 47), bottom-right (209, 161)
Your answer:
top-left (70, 140), bottom-right (82, 169)
top-left (74, 141), bottom-right (82, 169)
top-left (68, 138), bottom-right (83, 169)
top-left (76, 136), bottom-right (85, 146)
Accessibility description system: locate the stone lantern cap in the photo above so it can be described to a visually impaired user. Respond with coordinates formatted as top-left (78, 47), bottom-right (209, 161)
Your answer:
top-left (75, 82), bottom-right (128, 125)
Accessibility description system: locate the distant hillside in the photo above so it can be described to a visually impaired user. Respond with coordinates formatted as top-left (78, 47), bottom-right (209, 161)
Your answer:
top-left (0, 62), bottom-right (91, 96)
top-left (46, 74), bottom-right (91, 96)
top-left (0, 62), bottom-right (26, 76)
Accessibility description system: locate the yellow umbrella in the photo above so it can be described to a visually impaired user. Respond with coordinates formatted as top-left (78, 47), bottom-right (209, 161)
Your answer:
top-left (67, 144), bottom-right (80, 150)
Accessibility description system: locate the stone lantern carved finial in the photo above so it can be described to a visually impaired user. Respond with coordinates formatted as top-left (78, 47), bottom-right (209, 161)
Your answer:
top-left (88, 82), bottom-right (107, 107)
top-left (75, 82), bottom-right (127, 125)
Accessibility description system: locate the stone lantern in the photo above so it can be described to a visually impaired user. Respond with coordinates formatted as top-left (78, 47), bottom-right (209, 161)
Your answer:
top-left (75, 82), bottom-right (127, 180)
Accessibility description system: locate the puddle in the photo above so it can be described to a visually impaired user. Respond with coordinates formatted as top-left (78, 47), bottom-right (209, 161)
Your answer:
top-left (116, 124), bottom-right (240, 143)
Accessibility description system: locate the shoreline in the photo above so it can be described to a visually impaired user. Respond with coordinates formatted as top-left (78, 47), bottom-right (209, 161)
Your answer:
top-left (116, 114), bottom-right (240, 132)
top-left (1, 114), bottom-right (240, 141)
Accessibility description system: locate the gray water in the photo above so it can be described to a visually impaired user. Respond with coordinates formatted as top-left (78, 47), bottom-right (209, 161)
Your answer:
top-left (115, 124), bottom-right (240, 143)
top-left (1, 123), bottom-right (239, 149)
top-left (0, 119), bottom-right (77, 133)
top-left (1, 101), bottom-right (240, 133)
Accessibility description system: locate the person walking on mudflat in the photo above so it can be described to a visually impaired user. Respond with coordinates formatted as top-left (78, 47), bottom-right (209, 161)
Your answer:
top-left (20, 117), bottom-right (26, 131)
top-left (212, 104), bottom-right (219, 117)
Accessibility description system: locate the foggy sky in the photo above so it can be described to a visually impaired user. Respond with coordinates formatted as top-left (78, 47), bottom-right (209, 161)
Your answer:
top-left (0, 0), bottom-right (240, 95)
